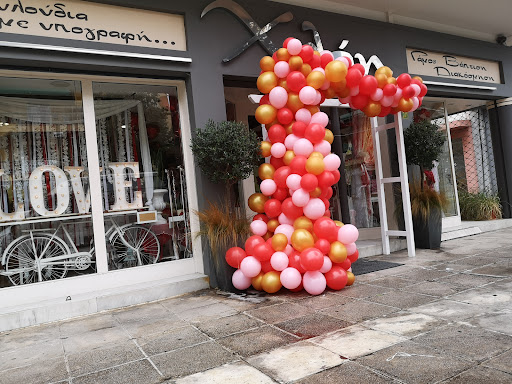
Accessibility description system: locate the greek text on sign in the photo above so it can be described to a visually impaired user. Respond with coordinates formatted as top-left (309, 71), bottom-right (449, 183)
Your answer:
top-left (0, 0), bottom-right (186, 51)
top-left (406, 48), bottom-right (501, 84)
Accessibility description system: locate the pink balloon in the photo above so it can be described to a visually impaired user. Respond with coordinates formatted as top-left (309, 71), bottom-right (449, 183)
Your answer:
top-left (313, 90), bottom-right (322, 105)
top-left (299, 86), bottom-right (317, 105)
top-left (338, 224), bottom-right (359, 244)
top-left (240, 256), bottom-right (261, 278)
top-left (274, 61), bottom-right (290, 78)
top-left (320, 256), bottom-right (333, 273)
top-left (313, 141), bottom-right (331, 157)
top-left (303, 270), bottom-right (326, 295)
top-left (292, 188), bottom-right (310, 207)
top-left (336, 56), bottom-right (351, 67)
top-left (303, 198), bottom-right (325, 220)
top-left (232, 269), bottom-right (252, 290)
top-left (284, 244), bottom-right (293, 255)
top-left (275, 224), bottom-right (294, 241)
top-left (411, 97), bottom-right (420, 111)
top-left (411, 84), bottom-right (421, 97)
top-left (250, 220), bottom-right (268, 236)
top-left (284, 133), bottom-right (299, 150)
top-left (345, 242), bottom-right (357, 255)
top-left (286, 173), bottom-right (302, 190)
top-left (271, 251), bottom-right (289, 271)
top-left (295, 108), bottom-right (312, 125)
top-left (271, 142), bottom-right (286, 158)
top-left (260, 179), bottom-right (277, 196)
top-left (312, 67), bottom-right (325, 74)
top-left (350, 86), bottom-right (360, 96)
top-left (340, 96), bottom-right (351, 105)
top-left (310, 112), bottom-right (329, 127)
top-left (324, 153), bottom-right (341, 171)
top-left (269, 86), bottom-right (288, 109)
top-left (371, 88), bottom-right (383, 101)
top-left (381, 96), bottom-right (394, 107)
top-left (293, 138), bottom-right (314, 157)
top-left (320, 80), bottom-right (331, 91)
top-left (280, 267), bottom-right (302, 289)
top-left (287, 38), bottom-right (302, 55)
top-left (278, 213), bottom-right (294, 225)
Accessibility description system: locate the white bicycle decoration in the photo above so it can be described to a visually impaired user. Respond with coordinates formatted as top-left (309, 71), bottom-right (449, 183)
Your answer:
top-left (0, 216), bottom-right (160, 286)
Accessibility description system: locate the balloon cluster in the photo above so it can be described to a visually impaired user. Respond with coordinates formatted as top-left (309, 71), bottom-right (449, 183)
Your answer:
top-left (225, 37), bottom-right (427, 295)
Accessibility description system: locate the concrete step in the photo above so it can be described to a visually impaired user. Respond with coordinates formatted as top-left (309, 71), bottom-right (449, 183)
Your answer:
top-left (441, 226), bottom-right (481, 241)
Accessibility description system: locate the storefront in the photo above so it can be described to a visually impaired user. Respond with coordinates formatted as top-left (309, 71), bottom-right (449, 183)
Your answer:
top-left (1, 0), bottom-right (512, 330)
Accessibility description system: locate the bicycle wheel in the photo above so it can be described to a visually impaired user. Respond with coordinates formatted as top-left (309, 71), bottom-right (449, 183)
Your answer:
top-left (4, 234), bottom-right (70, 285)
top-left (109, 225), bottom-right (160, 270)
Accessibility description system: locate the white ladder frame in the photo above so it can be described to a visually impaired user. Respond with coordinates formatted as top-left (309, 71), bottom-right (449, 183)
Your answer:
top-left (371, 114), bottom-right (415, 257)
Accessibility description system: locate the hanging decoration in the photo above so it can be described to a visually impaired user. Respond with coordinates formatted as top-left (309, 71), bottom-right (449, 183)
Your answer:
top-left (226, 37), bottom-right (427, 295)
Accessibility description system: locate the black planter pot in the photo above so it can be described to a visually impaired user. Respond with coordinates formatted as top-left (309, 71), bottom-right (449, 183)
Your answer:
top-left (412, 206), bottom-right (442, 249)
top-left (207, 247), bottom-right (236, 292)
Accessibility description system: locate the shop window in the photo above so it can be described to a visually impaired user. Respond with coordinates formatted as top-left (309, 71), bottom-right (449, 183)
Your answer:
top-left (0, 77), bottom-right (95, 287)
top-left (92, 82), bottom-right (192, 270)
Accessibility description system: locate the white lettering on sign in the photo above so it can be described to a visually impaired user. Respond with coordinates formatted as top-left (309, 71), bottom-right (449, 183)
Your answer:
top-left (0, 0), bottom-right (186, 51)
top-left (29, 165), bottom-right (69, 217)
top-left (108, 162), bottom-right (143, 211)
top-left (64, 166), bottom-right (90, 214)
top-left (0, 169), bottom-right (25, 221)
top-left (406, 48), bottom-right (501, 84)
top-left (333, 40), bottom-right (384, 75)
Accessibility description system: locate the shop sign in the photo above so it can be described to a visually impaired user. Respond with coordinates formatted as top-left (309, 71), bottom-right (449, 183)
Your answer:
top-left (0, 0), bottom-right (186, 51)
top-left (406, 48), bottom-right (501, 84)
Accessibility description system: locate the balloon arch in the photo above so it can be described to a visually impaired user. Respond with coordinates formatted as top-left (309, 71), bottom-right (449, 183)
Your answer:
top-left (225, 37), bottom-right (426, 295)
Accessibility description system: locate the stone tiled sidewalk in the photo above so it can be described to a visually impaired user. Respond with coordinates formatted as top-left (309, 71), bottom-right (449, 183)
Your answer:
top-left (1, 229), bottom-right (512, 383)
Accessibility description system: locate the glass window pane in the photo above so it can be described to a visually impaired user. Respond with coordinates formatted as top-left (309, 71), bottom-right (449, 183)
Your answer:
top-left (92, 82), bottom-right (191, 271)
top-left (0, 77), bottom-right (96, 288)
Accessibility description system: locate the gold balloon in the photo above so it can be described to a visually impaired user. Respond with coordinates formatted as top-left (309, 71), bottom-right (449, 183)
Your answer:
top-left (272, 233), bottom-right (288, 251)
top-left (284, 122), bottom-right (294, 135)
top-left (261, 141), bottom-right (272, 157)
top-left (267, 218), bottom-right (279, 233)
top-left (256, 104), bottom-right (277, 125)
top-left (258, 163), bottom-right (276, 180)
top-left (412, 76), bottom-right (423, 83)
top-left (313, 232), bottom-right (319, 242)
top-left (263, 231), bottom-right (272, 241)
top-left (248, 193), bottom-right (268, 213)
top-left (262, 271), bottom-right (282, 293)
top-left (257, 71), bottom-right (278, 94)
top-left (346, 271), bottom-right (355, 286)
top-left (251, 272), bottom-right (265, 290)
top-left (375, 73), bottom-right (388, 88)
top-left (398, 98), bottom-right (414, 112)
top-left (309, 151), bottom-right (324, 159)
top-left (301, 63), bottom-right (312, 77)
top-left (364, 102), bottom-right (382, 118)
top-left (306, 105), bottom-right (320, 115)
top-left (287, 92), bottom-right (304, 113)
top-left (334, 220), bottom-right (344, 227)
top-left (294, 216), bottom-right (314, 232)
top-left (289, 55), bottom-right (303, 71)
top-left (265, 119), bottom-right (279, 129)
top-left (291, 229), bottom-right (314, 252)
top-left (324, 129), bottom-right (334, 144)
top-left (307, 71), bottom-right (326, 89)
top-left (330, 79), bottom-right (347, 93)
top-left (276, 47), bottom-right (291, 62)
top-left (278, 78), bottom-right (290, 92)
top-left (386, 76), bottom-right (397, 85)
top-left (376, 66), bottom-right (393, 77)
top-left (324, 88), bottom-right (337, 99)
top-left (325, 61), bottom-right (347, 83)
top-left (329, 241), bottom-right (347, 263)
top-left (337, 87), bottom-right (351, 98)
top-left (306, 156), bottom-right (325, 175)
top-left (310, 187), bottom-right (322, 198)
top-left (260, 56), bottom-right (275, 72)
top-left (283, 150), bottom-right (296, 165)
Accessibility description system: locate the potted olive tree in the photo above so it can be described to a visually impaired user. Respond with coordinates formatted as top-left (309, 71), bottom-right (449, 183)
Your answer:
top-left (404, 119), bottom-right (446, 249)
top-left (191, 120), bottom-right (260, 290)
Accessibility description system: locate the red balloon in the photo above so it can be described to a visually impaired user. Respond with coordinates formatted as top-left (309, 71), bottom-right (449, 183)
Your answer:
top-left (348, 249), bottom-right (359, 263)
top-left (245, 235), bottom-right (265, 256)
top-left (272, 52), bottom-right (277, 61)
top-left (346, 68), bottom-right (362, 88)
top-left (299, 45), bottom-right (314, 63)
top-left (289, 155), bottom-right (307, 175)
top-left (314, 238), bottom-right (331, 255)
top-left (268, 124), bottom-right (286, 144)
top-left (337, 258), bottom-right (352, 270)
top-left (300, 173), bottom-right (318, 192)
top-left (283, 37), bottom-right (294, 48)
top-left (273, 187), bottom-right (289, 201)
top-left (324, 209), bottom-right (331, 218)
top-left (225, 247), bottom-right (247, 269)
top-left (379, 106), bottom-right (392, 117)
top-left (309, 54), bottom-right (321, 69)
top-left (320, 186), bottom-right (333, 199)
top-left (397, 73), bottom-right (412, 88)
top-left (304, 123), bottom-right (326, 144)
top-left (419, 83), bottom-right (428, 97)
top-left (290, 281), bottom-right (304, 292)
top-left (287, 71), bottom-right (307, 93)
top-left (254, 242), bottom-right (273, 261)
top-left (300, 247), bottom-right (324, 271)
top-left (325, 265), bottom-right (348, 290)
top-left (264, 199), bottom-right (282, 218)
top-left (351, 93), bottom-right (369, 110)
top-left (292, 121), bottom-right (307, 137)
top-left (359, 75), bottom-right (378, 96)
top-left (321, 197), bottom-right (330, 210)
top-left (352, 63), bottom-right (365, 76)
top-left (320, 53), bottom-right (333, 68)
top-left (253, 214), bottom-right (269, 223)
top-left (259, 94), bottom-right (270, 105)
top-left (282, 197), bottom-right (303, 220)
top-left (383, 83), bottom-right (397, 97)
top-left (313, 217), bottom-right (338, 242)
top-left (332, 170), bottom-right (341, 183)
top-left (277, 108), bottom-right (294, 125)
top-left (288, 251), bottom-right (306, 274)
top-left (317, 171), bottom-right (335, 188)
top-left (266, 238), bottom-right (273, 247)
top-left (270, 156), bottom-right (285, 169)
top-left (402, 85), bottom-right (415, 99)
top-left (261, 260), bottom-right (274, 273)
top-left (274, 166), bottom-right (291, 188)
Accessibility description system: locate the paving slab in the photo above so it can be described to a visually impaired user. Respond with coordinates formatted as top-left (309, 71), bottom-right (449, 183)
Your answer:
top-left (410, 299), bottom-right (486, 320)
top-left (296, 291), bottom-right (356, 309)
top-left (469, 260), bottom-right (512, 277)
top-left (365, 276), bottom-right (418, 289)
top-left (364, 290), bottom-right (438, 309)
top-left (293, 361), bottom-right (396, 384)
top-left (309, 324), bottom-right (407, 359)
top-left (0, 322), bottom-right (61, 353)
top-left (174, 361), bottom-right (275, 384)
top-left (175, 302), bottom-right (239, 322)
top-left (395, 268), bottom-right (455, 282)
top-left (362, 311), bottom-right (447, 337)
top-left (482, 348), bottom-right (512, 374)
top-left (246, 341), bottom-right (343, 383)
top-left (136, 325), bottom-right (210, 355)
top-left (0, 356), bottom-right (69, 384)
top-left (72, 359), bottom-right (162, 384)
top-left (61, 326), bottom-right (130, 354)
top-left (320, 299), bottom-right (400, 323)
top-left (245, 302), bottom-right (314, 324)
top-left (113, 302), bottom-right (171, 324)
top-left (59, 313), bottom-right (119, 337)
top-left (435, 273), bottom-right (502, 288)
top-left (194, 313), bottom-right (263, 339)
top-left (404, 281), bottom-right (462, 296)
top-left (441, 365), bottom-right (512, 383)
top-left (337, 283), bottom-right (392, 299)
top-left (467, 310), bottom-right (512, 335)
top-left (357, 340), bottom-right (472, 384)
top-left (118, 315), bottom-right (188, 339)
top-left (274, 312), bottom-right (352, 339)
top-left (0, 338), bottom-right (64, 371)
top-left (447, 286), bottom-right (512, 310)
